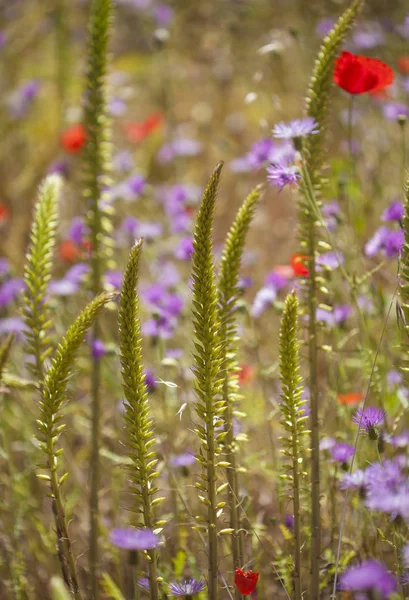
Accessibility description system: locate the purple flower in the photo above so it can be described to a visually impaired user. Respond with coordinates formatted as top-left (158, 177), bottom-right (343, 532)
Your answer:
top-left (168, 579), bottom-right (206, 596)
top-left (284, 514), bottom-right (294, 530)
top-left (127, 175), bottom-right (146, 197)
top-left (267, 162), bottom-right (300, 191)
top-left (339, 469), bottom-right (367, 492)
top-left (0, 317), bottom-right (27, 338)
top-left (403, 545), bottom-right (409, 569)
top-left (169, 452), bottom-right (196, 468)
top-left (322, 200), bottom-right (341, 231)
top-left (142, 316), bottom-right (175, 339)
top-left (365, 226), bottom-right (389, 257)
top-left (7, 79), bottom-right (40, 119)
top-left (353, 406), bottom-right (385, 439)
top-left (384, 430), bottom-right (409, 448)
top-left (264, 271), bottom-right (287, 291)
top-left (144, 368), bottom-right (156, 393)
top-left (109, 97), bottom-right (127, 117)
top-left (0, 278), bottom-right (25, 307)
top-left (91, 339), bottom-right (106, 360)
top-left (316, 18), bottom-right (335, 37)
top-left (68, 217), bottom-right (87, 245)
top-left (383, 102), bottom-right (409, 121)
top-left (272, 117), bottom-right (319, 139)
top-left (110, 528), bottom-right (160, 551)
top-left (251, 287), bottom-right (277, 317)
top-left (329, 442), bottom-right (354, 464)
top-left (65, 263), bottom-right (90, 283)
top-left (0, 258), bottom-right (10, 277)
top-left (157, 138), bottom-right (201, 164)
top-left (113, 150), bottom-right (133, 172)
top-left (48, 279), bottom-right (79, 296)
top-left (175, 237), bottom-right (193, 260)
top-left (352, 23), bottom-right (385, 49)
top-left (382, 202), bottom-right (404, 222)
top-left (316, 251), bottom-right (344, 269)
top-left (340, 560), bottom-right (397, 598)
top-left (320, 437), bottom-right (336, 451)
top-left (384, 229), bottom-right (404, 257)
top-left (154, 4), bottom-right (174, 26)
top-left (333, 304), bottom-right (352, 324)
top-left (387, 369), bottom-right (402, 387)
top-left (48, 160), bottom-right (69, 177)
top-left (105, 270), bottom-right (123, 289)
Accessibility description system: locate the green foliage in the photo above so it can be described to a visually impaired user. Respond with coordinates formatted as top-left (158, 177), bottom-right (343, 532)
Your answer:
top-left (37, 292), bottom-right (114, 463)
top-left (400, 176), bottom-right (409, 381)
top-left (83, 0), bottom-right (114, 292)
top-left (279, 292), bottom-right (308, 482)
top-left (304, 0), bottom-right (364, 186)
top-left (100, 574), bottom-right (126, 600)
top-left (218, 184), bottom-right (263, 578)
top-left (118, 240), bottom-right (161, 600)
top-left (23, 175), bottom-right (61, 381)
top-left (191, 162), bottom-right (224, 599)
top-left (0, 334), bottom-right (14, 384)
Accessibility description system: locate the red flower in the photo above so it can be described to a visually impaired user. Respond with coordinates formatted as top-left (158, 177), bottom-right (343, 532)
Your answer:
top-left (234, 569), bottom-right (259, 596)
top-left (124, 111), bottom-right (163, 143)
top-left (238, 364), bottom-right (256, 387)
top-left (333, 51), bottom-right (394, 95)
top-left (398, 56), bottom-right (409, 75)
top-left (60, 124), bottom-right (86, 153)
top-left (337, 392), bottom-right (364, 406)
top-left (0, 203), bottom-right (10, 224)
top-left (59, 240), bottom-right (80, 263)
top-left (291, 254), bottom-right (309, 277)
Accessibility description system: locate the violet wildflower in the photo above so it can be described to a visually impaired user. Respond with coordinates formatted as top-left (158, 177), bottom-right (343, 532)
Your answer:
top-left (113, 150), bottom-right (133, 172)
top-left (154, 4), bottom-right (174, 27)
top-left (382, 201), bottom-right (404, 222)
top-left (384, 229), bottom-right (404, 257)
top-left (339, 560), bottom-right (397, 598)
top-left (0, 317), bottom-right (28, 338)
top-left (383, 102), bottom-right (409, 121)
top-left (329, 442), bottom-right (354, 466)
top-left (142, 316), bottom-right (175, 340)
top-left (322, 200), bottom-right (341, 231)
top-left (251, 286), bottom-right (277, 317)
top-left (0, 278), bottom-right (25, 308)
top-left (316, 251), bottom-right (344, 269)
top-left (105, 270), bottom-right (123, 289)
top-left (144, 368), bottom-right (156, 393)
top-left (315, 18), bottom-right (335, 37)
top-left (352, 23), bottom-right (385, 49)
top-left (91, 339), bottom-right (106, 360)
top-left (175, 237), bottom-right (194, 260)
top-left (266, 162), bottom-right (300, 191)
top-left (403, 545), bottom-right (409, 569)
top-left (168, 579), bottom-right (206, 597)
top-left (127, 175), bottom-right (146, 197)
top-left (169, 452), bottom-right (196, 469)
top-left (339, 469), bottom-right (367, 494)
top-left (48, 279), bottom-right (78, 297)
top-left (110, 528), bottom-right (160, 551)
top-left (272, 117), bottom-right (319, 140)
top-left (137, 577), bottom-right (150, 591)
top-left (364, 226), bottom-right (389, 257)
top-left (7, 79), bottom-right (40, 119)
top-left (284, 514), bottom-right (294, 530)
top-left (68, 216), bottom-right (87, 246)
top-left (353, 407), bottom-right (385, 440)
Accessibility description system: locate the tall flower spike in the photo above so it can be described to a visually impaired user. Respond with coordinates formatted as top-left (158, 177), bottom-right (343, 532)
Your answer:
top-left (191, 162), bottom-right (225, 600)
top-left (118, 241), bottom-right (162, 600)
top-left (36, 291), bottom-right (114, 599)
top-left (218, 185), bottom-right (263, 596)
top-left (299, 3), bottom-right (364, 596)
top-left (23, 175), bottom-right (61, 382)
top-left (82, 1), bottom-right (115, 591)
top-left (279, 292), bottom-right (308, 600)
top-left (0, 334), bottom-right (14, 384)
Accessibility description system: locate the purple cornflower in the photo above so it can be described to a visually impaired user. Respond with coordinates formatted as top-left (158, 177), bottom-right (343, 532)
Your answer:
top-left (316, 251), bottom-right (344, 269)
top-left (339, 560), bottom-right (397, 598)
top-left (68, 217), bottom-right (87, 246)
top-left (316, 18), bottom-right (335, 37)
top-left (384, 430), bottom-right (409, 448)
top-left (353, 407), bottom-right (385, 440)
top-left (266, 162), bottom-right (300, 191)
top-left (0, 278), bottom-right (25, 307)
top-left (144, 368), bottom-right (156, 393)
top-left (272, 118), bottom-right (319, 140)
top-left (175, 236), bottom-right (194, 260)
top-left (91, 339), bottom-right (106, 360)
top-left (157, 138), bottom-right (202, 164)
top-left (383, 102), bottom-right (409, 121)
top-left (168, 579), bottom-right (206, 596)
top-left (251, 287), bottom-right (277, 317)
top-left (48, 279), bottom-right (78, 296)
top-left (387, 369), bottom-right (402, 387)
top-left (284, 514), bottom-right (294, 530)
top-left (364, 226), bottom-right (389, 257)
top-left (329, 442), bottom-right (354, 464)
top-left (169, 452), bottom-right (196, 468)
top-left (110, 528), bottom-right (160, 551)
top-left (105, 270), bottom-right (123, 289)
top-left (352, 23), bottom-right (385, 49)
top-left (382, 202), bottom-right (404, 222)
top-left (322, 200), bottom-right (341, 231)
top-left (127, 175), bottom-right (146, 197)
top-left (384, 229), bottom-right (404, 257)
top-left (0, 317), bottom-right (27, 338)
top-left (264, 271), bottom-right (287, 291)
top-left (339, 469), bottom-right (367, 493)
top-left (142, 315), bottom-right (175, 340)
top-left (65, 263), bottom-right (90, 283)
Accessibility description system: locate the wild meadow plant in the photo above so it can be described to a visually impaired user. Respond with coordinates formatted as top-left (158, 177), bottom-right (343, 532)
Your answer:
top-left (3, 0), bottom-right (409, 599)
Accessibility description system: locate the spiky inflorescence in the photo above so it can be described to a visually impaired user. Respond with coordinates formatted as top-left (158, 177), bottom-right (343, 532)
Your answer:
top-left (0, 334), bottom-right (14, 384)
top-left (279, 292), bottom-right (308, 600)
top-left (36, 292), bottom-right (113, 599)
top-left (298, 4), bottom-right (364, 596)
top-left (218, 185), bottom-right (263, 591)
top-left (83, 0), bottom-right (114, 287)
top-left (118, 241), bottom-right (162, 600)
top-left (23, 175), bottom-right (61, 382)
top-left (400, 177), bottom-right (409, 380)
top-left (191, 162), bottom-right (225, 600)
top-left (303, 0), bottom-right (364, 188)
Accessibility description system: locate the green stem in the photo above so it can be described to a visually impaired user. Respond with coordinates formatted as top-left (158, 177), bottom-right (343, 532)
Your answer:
top-left (207, 408), bottom-right (218, 600)
top-left (141, 469), bottom-right (159, 600)
top-left (292, 427), bottom-right (302, 600)
top-left (399, 117), bottom-right (407, 194)
top-left (89, 331), bottom-right (101, 600)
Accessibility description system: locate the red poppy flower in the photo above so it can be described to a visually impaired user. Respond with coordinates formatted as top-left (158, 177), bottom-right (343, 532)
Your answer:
top-left (0, 203), bottom-right (10, 223)
top-left (291, 254), bottom-right (309, 277)
top-left (333, 51), bottom-right (394, 95)
top-left (60, 124), bottom-right (86, 153)
top-left (234, 569), bottom-right (259, 596)
top-left (124, 111), bottom-right (163, 143)
top-left (59, 240), bottom-right (80, 263)
top-left (337, 392), bottom-right (364, 406)
top-left (238, 364), bottom-right (256, 386)
top-left (398, 56), bottom-right (409, 75)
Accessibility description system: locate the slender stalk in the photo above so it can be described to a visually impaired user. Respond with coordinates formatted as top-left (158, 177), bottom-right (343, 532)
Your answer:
top-left (89, 328), bottom-right (101, 600)
top-left (399, 116), bottom-right (407, 193)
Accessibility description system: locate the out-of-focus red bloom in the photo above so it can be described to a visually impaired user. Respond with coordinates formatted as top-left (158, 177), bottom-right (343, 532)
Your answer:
top-left (333, 51), bottom-right (394, 95)
top-left (59, 240), bottom-right (80, 263)
top-left (234, 569), bottom-right (259, 595)
top-left (291, 254), bottom-right (309, 277)
top-left (274, 265), bottom-right (294, 279)
top-left (124, 111), bottom-right (163, 143)
top-left (238, 364), bottom-right (256, 386)
top-left (0, 203), bottom-right (10, 223)
top-left (337, 392), bottom-right (364, 406)
top-left (398, 56), bottom-right (409, 75)
top-left (60, 124), bottom-right (86, 153)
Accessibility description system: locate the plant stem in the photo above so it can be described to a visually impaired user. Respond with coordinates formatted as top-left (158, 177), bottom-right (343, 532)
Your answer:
top-left (292, 427), bottom-right (302, 600)
top-left (207, 410), bottom-right (218, 600)
top-left (141, 480), bottom-right (159, 600)
top-left (89, 328), bottom-right (101, 600)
